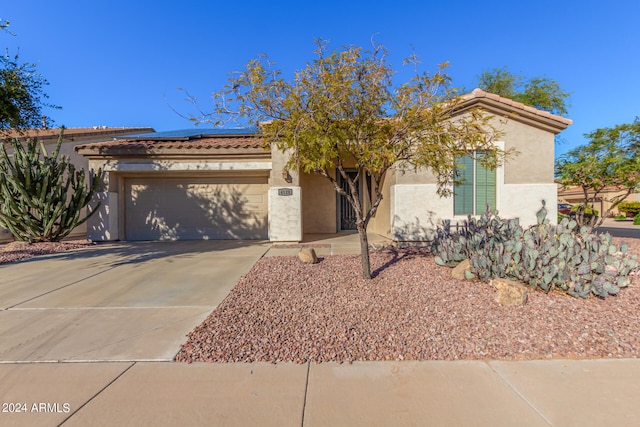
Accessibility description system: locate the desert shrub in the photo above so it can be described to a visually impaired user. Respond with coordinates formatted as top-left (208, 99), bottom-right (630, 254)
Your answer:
top-left (430, 203), bottom-right (639, 298)
top-left (635, 213), bottom-right (640, 226)
top-left (618, 201), bottom-right (640, 217)
top-left (614, 214), bottom-right (627, 220)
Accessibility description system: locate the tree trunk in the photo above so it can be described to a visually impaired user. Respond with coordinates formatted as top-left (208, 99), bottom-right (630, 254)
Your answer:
top-left (358, 224), bottom-right (372, 279)
top-left (574, 206), bottom-right (599, 229)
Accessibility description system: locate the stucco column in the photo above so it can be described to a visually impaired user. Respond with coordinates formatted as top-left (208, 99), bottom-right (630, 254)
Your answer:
top-left (269, 146), bottom-right (302, 241)
top-left (86, 161), bottom-right (119, 241)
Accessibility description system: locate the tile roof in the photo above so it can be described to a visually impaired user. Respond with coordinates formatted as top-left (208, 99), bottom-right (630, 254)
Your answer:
top-left (558, 184), bottom-right (628, 194)
top-left (3, 127), bottom-right (155, 140)
top-left (75, 90), bottom-right (572, 153)
top-left (75, 135), bottom-right (264, 151)
top-left (461, 89), bottom-right (573, 126)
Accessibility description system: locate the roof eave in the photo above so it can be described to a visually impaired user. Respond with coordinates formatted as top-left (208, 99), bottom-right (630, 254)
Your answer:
top-left (454, 91), bottom-right (572, 135)
top-left (3, 127), bottom-right (156, 141)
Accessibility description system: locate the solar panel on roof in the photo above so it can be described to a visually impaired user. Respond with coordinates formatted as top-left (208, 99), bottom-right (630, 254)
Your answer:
top-left (116, 127), bottom-right (259, 140)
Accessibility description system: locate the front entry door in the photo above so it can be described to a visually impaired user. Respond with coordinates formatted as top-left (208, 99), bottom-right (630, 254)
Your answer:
top-left (338, 170), bottom-right (359, 231)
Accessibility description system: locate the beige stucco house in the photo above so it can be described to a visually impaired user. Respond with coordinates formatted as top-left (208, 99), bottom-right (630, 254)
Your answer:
top-left (0, 127), bottom-right (154, 242)
top-left (557, 184), bottom-right (640, 217)
top-left (75, 90), bottom-right (572, 242)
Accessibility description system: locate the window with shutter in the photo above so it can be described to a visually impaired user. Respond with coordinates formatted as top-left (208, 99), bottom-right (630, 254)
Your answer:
top-left (454, 152), bottom-right (496, 215)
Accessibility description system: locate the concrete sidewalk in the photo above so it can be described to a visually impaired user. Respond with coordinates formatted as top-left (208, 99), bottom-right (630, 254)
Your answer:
top-left (1, 359), bottom-right (640, 426)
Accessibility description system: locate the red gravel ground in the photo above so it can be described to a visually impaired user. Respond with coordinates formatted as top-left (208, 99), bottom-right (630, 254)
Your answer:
top-left (0, 240), bottom-right (94, 264)
top-left (176, 238), bottom-right (640, 363)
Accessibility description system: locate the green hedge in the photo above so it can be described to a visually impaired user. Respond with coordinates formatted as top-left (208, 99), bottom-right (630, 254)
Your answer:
top-left (618, 201), bottom-right (640, 217)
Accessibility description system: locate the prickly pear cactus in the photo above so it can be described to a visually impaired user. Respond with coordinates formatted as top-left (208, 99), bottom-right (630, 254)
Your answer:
top-left (431, 204), bottom-right (639, 299)
top-left (430, 207), bottom-right (523, 269)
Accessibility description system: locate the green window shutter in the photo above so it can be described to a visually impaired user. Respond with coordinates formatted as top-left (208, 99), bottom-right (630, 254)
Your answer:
top-left (475, 155), bottom-right (496, 214)
top-left (454, 155), bottom-right (474, 215)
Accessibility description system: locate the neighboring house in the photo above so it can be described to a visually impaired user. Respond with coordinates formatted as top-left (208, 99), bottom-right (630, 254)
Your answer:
top-left (0, 127), bottom-right (154, 242)
top-left (557, 184), bottom-right (640, 217)
top-left (76, 89), bottom-right (572, 242)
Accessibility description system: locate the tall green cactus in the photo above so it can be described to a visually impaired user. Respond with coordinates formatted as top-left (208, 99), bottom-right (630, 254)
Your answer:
top-left (0, 127), bottom-right (102, 242)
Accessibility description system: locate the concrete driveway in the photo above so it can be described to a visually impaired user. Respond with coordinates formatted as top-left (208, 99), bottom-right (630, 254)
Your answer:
top-left (0, 241), bottom-right (270, 362)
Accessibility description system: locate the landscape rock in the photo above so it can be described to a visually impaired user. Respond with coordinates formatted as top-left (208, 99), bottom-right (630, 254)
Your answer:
top-left (0, 240), bottom-right (92, 264)
top-left (2, 241), bottom-right (30, 252)
top-left (451, 259), bottom-right (471, 280)
top-left (491, 278), bottom-right (529, 306)
top-left (176, 241), bottom-right (640, 364)
top-left (298, 247), bottom-right (318, 264)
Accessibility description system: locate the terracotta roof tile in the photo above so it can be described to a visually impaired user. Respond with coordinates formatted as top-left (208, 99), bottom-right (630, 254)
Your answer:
top-left (3, 127), bottom-right (155, 140)
top-left (558, 184), bottom-right (627, 194)
top-left (76, 89), bottom-right (571, 153)
top-left (76, 136), bottom-right (264, 151)
top-left (462, 88), bottom-right (573, 126)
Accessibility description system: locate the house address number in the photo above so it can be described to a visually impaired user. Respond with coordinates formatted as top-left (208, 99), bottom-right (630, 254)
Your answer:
top-left (278, 188), bottom-right (293, 196)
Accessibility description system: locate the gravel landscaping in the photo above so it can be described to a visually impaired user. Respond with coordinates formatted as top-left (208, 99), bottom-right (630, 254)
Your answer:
top-left (176, 237), bottom-right (640, 364)
top-left (0, 240), bottom-right (93, 264)
top-left (3, 235), bottom-right (639, 363)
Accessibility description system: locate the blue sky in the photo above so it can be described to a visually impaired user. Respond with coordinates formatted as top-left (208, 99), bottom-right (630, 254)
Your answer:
top-left (4, 1), bottom-right (639, 157)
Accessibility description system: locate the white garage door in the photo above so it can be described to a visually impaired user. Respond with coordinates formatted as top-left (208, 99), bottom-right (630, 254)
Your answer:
top-left (125, 176), bottom-right (268, 240)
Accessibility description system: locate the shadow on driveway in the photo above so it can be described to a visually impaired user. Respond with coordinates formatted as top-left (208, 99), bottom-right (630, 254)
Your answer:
top-left (10, 239), bottom-right (270, 268)
top-left (0, 240), bottom-right (271, 362)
